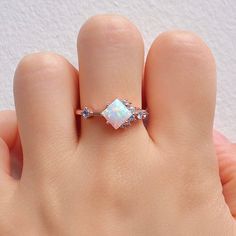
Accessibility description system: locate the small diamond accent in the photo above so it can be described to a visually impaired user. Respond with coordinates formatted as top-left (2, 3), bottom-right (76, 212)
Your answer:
top-left (120, 120), bottom-right (131, 128)
top-left (137, 110), bottom-right (148, 120)
top-left (137, 111), bottom-right (142, 120)
top-left (101, 99), bottom-right (132, 129)
top-left (121, 99), bottom-right (131, 106)
top-left (142, 112), bottom-right (148, 119)
top-left (129, 106), bottom-right (135, 113)
top-left (82, 107), bottom-right (91, 119)
top-left (128, 114), bottom-right (136, 122)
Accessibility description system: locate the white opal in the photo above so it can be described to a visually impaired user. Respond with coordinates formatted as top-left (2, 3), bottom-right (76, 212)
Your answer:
top-left (101, 99), bottom-right (132, 129)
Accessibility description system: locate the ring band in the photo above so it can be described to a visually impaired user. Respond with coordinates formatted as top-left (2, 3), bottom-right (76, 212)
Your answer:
top-left (76, 98), bottom-right (148, 130)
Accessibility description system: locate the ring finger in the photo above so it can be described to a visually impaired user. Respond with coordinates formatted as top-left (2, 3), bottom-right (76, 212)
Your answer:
top-left (77, 15), bottom-right (145, 142)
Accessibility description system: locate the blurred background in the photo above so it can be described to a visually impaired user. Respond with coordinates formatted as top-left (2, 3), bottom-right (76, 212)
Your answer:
top-left (0, 0), bottom-right (235, 140)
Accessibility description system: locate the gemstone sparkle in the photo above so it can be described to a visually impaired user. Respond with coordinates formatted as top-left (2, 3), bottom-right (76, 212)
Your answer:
top-left (101, 99), bottom-right (132, 129)
top-left (82, 107), bottom-right (91, 118)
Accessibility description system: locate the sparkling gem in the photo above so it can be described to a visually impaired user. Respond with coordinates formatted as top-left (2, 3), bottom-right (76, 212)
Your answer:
top-left (137, 111), bottom-right (143, 120)
top-left (121, 120), bottom-right (131, 128)
top-left (129, 106), bottom-right (135, 113)
top-left (128, 114), bottom-right (136, 122)
top-left (142, 112), bottom-right (148, 119)
top-left (101, 99), bottom-right (132, 129)
top-left (82, 107), bottom-right (91, 119)
top-left (121, 99), bottom-right (131, 106)
top-left (137, 110), bottom-right (148, 120)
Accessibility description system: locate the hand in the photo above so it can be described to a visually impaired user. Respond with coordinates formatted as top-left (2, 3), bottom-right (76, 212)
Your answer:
top-left (0, 14), bottom-right (235, 235)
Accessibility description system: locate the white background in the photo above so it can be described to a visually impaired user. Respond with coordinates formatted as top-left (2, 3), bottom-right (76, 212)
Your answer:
top-left (0, 0), bottom-right (235, 140)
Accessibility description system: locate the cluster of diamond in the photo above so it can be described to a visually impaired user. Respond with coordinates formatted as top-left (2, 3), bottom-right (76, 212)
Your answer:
top-left (119, 99), bottom-right (148, 128)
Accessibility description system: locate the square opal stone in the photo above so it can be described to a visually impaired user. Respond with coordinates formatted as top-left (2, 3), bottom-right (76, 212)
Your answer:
top-left (101, 99), bottom-right (132, 129)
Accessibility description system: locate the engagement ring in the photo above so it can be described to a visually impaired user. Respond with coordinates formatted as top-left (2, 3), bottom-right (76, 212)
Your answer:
top-left (76, 98), bottom-right (148, 130)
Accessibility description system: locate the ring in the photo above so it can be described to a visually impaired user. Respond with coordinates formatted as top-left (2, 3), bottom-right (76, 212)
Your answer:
top-left (76, 98), bottom-right (148, 129)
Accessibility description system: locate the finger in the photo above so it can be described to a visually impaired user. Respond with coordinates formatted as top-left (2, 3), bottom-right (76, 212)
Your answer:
top-left (0, 138), bottom-right (19, 209)
top-left (145, 31), bottom-right (216, 147)
top-left (214, 131), bottom-right (236, 218)
top-left (0, 110), bottom-right (17, 148)
top-left (77, 14), bottom-right (145, 141)
top-left (0, 110), bottom-right (22, 179)
top-left (14, 53), bottom-right (79, 170)
top-left (0, 138), bottom-right (12, 176)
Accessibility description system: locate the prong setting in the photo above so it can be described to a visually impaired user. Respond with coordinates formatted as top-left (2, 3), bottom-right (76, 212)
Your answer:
top-left (81, 107), bottom-right (92, 119)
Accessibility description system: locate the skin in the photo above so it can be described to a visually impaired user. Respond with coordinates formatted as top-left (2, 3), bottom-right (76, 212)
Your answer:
top-left (0, 14), bottom-right (236, 235)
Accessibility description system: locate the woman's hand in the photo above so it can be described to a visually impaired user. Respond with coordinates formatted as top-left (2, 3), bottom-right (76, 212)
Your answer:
top-left (0, 15), bottom-right (235, 235)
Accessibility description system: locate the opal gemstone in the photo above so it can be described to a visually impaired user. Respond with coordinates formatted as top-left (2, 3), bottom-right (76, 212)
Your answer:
top-left (101, 99), bottom-right (132, 129)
